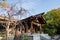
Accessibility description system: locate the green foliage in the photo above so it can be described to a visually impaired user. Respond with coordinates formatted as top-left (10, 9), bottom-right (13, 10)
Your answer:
top-left (43, 8), bottom-right (60, 36)
top-left (0, 33), bottom-right (5, 37)
top-left (42, 24), bottom-right (57, 36)
top-left (23, 34), bottom-right (28, 40)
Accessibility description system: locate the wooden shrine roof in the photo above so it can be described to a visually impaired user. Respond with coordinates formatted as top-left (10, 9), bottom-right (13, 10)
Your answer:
top-left (20, 12), bottom-right (46, 24)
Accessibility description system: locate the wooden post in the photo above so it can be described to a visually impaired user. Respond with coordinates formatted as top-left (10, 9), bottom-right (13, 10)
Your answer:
top-left (25, 23), bottom-right (28, 33)
top-left (31, 22), bottom-right (34, 33)
top-left (39, 24), bottom-right (42, 33)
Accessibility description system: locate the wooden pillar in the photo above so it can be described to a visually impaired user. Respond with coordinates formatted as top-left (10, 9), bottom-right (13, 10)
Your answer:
top-left (31, 22), bottom-right (34, 33)
top-left (39, 24), bottom-right (42, 33)
top-left (25, 22), bottom-right (28, 33)
top-left (14, 28), bottom-right (22, 40)
top-left (19, 21), bottom-right (23, 34)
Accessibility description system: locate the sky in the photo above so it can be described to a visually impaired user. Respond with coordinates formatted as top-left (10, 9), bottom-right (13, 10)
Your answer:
top-left (0, 0), bottom-right (60, 19)
top-left (7, 0), bottom-right (60, 14)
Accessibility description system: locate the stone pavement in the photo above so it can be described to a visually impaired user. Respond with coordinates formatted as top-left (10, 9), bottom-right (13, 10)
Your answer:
top-left (1, 34), bottom-right (60, 40)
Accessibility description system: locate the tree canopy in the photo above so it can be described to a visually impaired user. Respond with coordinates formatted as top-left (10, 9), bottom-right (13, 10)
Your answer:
top-left (43, 8), bottom-right (60, 36)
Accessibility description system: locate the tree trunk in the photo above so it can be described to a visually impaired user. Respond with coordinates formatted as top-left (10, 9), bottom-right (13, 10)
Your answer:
top-left (6, 22), bottom-right (10, 40)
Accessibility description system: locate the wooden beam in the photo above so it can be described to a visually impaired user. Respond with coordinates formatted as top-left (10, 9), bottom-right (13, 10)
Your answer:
top-left (0, 16), bottom-right (17, 21)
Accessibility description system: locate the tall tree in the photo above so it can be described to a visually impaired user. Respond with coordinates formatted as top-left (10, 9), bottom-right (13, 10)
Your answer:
top-left (0, 0), bottom-right (18, 40)
top-left (0, 0), bottom-right (9, 8)
top-left (43, 8), bottom-right (60, 36)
